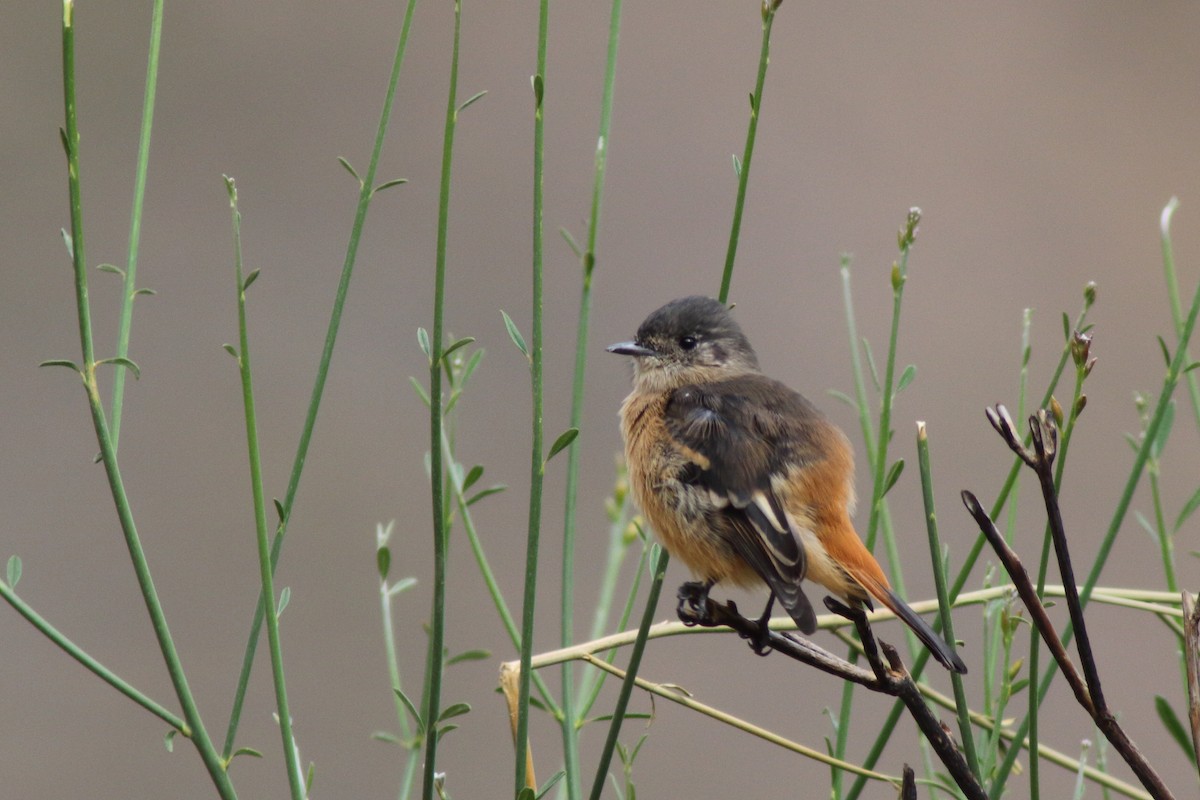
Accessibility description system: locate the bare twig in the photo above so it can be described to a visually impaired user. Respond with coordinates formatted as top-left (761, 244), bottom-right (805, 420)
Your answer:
top-left (677, 594), bottom-right (987, 800)
top-left (975, 404), bottom-right (1176, 800)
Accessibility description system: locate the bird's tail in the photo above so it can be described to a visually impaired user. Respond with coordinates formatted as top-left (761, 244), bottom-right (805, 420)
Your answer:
top-left (848, 570), bottom-right (967, 674)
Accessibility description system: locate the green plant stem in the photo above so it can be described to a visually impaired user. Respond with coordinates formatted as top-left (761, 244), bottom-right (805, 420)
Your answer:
top-left (845, 290), bottom-right (1095, 800)
top-left (513, 0), bottom-right (550, 792)
top-left (220, 0), bottom-right (419, 758)
top-left (108, 0), bottom-right (163, 452)
top-left (59, 6), bottom-right (235, 796)
top-left (378, 567), bottom-right (421, 800)
top-left (916, 423), bottom-right (978, 780)
top-left (1160, 198), bottom-right (1200, 430)
top-left (718, 0), bottom-right (779, 303)
top-left (423, 3), bottom-right (462, 798)
top-left (0, 580), bottom-right (185, 733)
top-left (587, 547), bottom-right (668, 800)
top-left (443, 429), bottom-right (561, 717)
top-left (225, 179), bottom-right (303, 799)
top-left (559, 3), bottom-right (624, 796)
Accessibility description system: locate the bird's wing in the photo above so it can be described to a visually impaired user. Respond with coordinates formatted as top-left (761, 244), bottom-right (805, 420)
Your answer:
top-left (664, 375), bottom-right (821, 633)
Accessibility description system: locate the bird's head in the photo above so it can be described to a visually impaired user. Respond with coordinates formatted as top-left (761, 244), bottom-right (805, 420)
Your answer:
top-left (607, 296), bottom-right (759, 391)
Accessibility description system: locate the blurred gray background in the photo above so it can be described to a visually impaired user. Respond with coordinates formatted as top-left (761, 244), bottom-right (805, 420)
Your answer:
top-left (4, 1), bottom-right (1200, 797)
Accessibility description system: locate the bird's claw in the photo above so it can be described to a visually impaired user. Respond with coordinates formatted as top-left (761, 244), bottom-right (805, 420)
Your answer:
top-left (676, 581), bottom-right (714, 627)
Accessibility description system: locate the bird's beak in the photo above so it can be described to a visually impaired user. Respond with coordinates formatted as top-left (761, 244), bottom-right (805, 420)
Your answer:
top-left (607, 341), bottom-right (657, 358)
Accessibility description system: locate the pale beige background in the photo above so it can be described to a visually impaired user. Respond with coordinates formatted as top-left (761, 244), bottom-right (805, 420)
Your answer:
top-left (3, 1), bottom-right (1200, 798)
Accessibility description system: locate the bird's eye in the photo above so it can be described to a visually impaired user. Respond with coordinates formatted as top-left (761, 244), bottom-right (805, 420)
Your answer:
top-left (679, 335), bottom-right (698, 351)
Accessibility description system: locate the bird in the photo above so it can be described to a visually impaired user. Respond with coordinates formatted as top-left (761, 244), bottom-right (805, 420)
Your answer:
top-left (607, 295), bottom-right (966, 673)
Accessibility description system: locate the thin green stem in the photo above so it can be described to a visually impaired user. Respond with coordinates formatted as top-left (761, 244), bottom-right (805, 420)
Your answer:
top-left (225, 179), bottom-right (303, 799)
top-left (423, 2), bottom-right (462, 797)
top-left (221, 0), bottom-right (419, 758)
top-left (717, 1), bottom-right (780, 303)
top-left (916, 423), bottom-right (977, 780)
top-left (559, 3), bottom-right (624, 796)
top-left (377, 540), bottom-right (421, 800)
top-left (443, 429), bottom-right (562, 717)
top-left (59, 6), bottom-right (234, 796)
top-left (108, 0), bottom-right (163, 452)
top-left (0, 580), bottom-right (185, 733)
top-left (514, 0), bottom-right (550, 792)
top-left (1160, 198), bottom-right (1200, 430)
top-left (587, 547), bottom-right (668, 800)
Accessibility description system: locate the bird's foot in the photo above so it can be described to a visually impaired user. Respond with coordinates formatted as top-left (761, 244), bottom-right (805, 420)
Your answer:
top-left (676, 581), bottom-right (715, 627)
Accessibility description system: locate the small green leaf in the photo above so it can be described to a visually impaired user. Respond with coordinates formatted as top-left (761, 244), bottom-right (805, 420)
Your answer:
top-left (457, 89), bottom-right (488, 115)
top-left (134, 287), bottom-right (157, 297)
top-left (546, 427), bottom-right (579, 463)
top-left (242, 268), bottom-right (261, 292)
top-left (60, 228), bottom-right (75, 260)
top-left (437, 702), bottom-right (471, 724)
top-left (373, 178), bottom-right (408, 195)
top-left (748, 91), bottom-right (756, 112)
top-left (501, 310), bottom-right (530, 359)
top-left (387, 577), bottom-right (417, 597)
top-left (446, 648), bottom-right (490, 666)
top-left (1174, 484), bottom-right (1200, 533)
top-left (1185, 361), bottom-right (1200, 374)
top-left (442, 336), bottom-right (475, 363)
top-left (231, 746), bottom-right (263, 760)
top-left (305, 761), bottom-right (315, 794)
top-left (461, 465), bottom-right (484, 493)
top-left (435, 723), bottom-right (458, 741)
top-left (731, 153), bottom-right (742, 177)
top-left (1152, 399), bottom-right (1175, 458)
top-left (1157, 335), bottom-right (1172, 367)
top-left (394, 687), bottom-right (425, 734)
top-left (96, 357), bottom-right (141, 380)
top-left (1010, 679), bottom-right (1030, 695)
top-left (1061, 312), bottom-right (1070, 342)
top-left (97, 263), bottom-right (124, 276)
top-left (7, 555), bottom-right (22, 588)
top-left (559, 227), bottom-right (582, 258)
top-left (59, 127), bottom-right (70, 157)
top-left (371, 731), bottom-right (403, 746)
top-left (276, 586), bottom-right (291, 618)
top-left (377, 546), bottom-right (391, 581)
top-left (409, 376), bottom-right (431, 406)
top-left (896, 364), bottom-right (917, 393)
top-left (337, 156), bottom-right (361, 183)
top-left (535, 771), bottom-right (566, 799)
top-left (1154, 695), bottom-right (1195, 760)
top-left (861, 338), bottom-right (880, 391)
top-left (273, 498), bottom-right (285, 522)
top-left (38, 359), bottom-right (80, 374)
top-left (826, 389), bottom-right (858, 411)
top-left (530, 74), bottom-right (544, 109)
top-left (460, 349), bottom-right (485, 384)
top-left (164, 729), bottom-right (177, 752)
top-left (466, 484), bottom-right (507, 506)
top-left (882, 459), bottom-right (905, 496)
top-left (417, 327), bottom-right (432, 359)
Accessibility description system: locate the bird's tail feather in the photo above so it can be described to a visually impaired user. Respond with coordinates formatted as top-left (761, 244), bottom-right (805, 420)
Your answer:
top-left (850, 572), bottom-right (967, 674)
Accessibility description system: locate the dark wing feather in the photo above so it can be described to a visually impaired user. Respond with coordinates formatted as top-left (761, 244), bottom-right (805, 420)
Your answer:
top-left (665, 375), bottom-right (823, 633)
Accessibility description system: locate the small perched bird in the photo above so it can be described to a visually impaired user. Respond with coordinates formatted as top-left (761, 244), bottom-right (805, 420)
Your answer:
top-left (608, 296), bottom-right (966, 673)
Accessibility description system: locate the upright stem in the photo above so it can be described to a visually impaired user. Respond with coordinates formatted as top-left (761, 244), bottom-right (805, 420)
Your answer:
top-left (109, 0), bottom-right (164, 452)
top-left (225, 179), bottom-right (303, 799)
top-left (61, 5), bottom-right (235, 796)
top-left (559, 1), bottom-right (624, 796)
top-left (718, 1), bottom-right (779, 303)
top-left (423, 2), bottom-right (463, 798)
top-left (514, 0), bottom-right (550, 791)
top-left (221, 0), bottom-right (419, 758)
